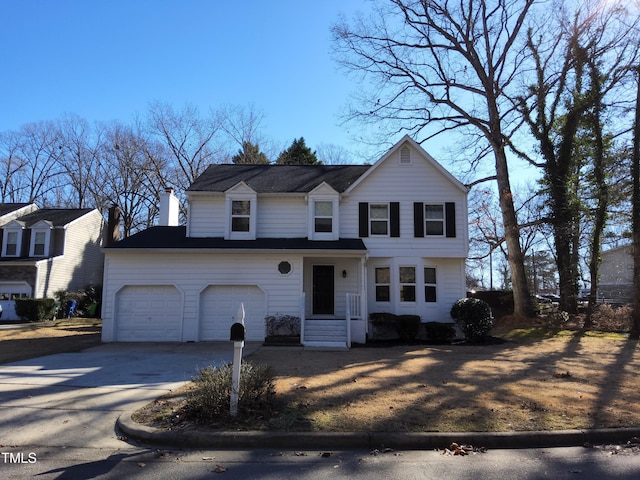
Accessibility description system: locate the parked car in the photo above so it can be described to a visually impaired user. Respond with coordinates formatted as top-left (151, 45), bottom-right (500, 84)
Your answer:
top-left (0, 303), bottom-right (3, 319)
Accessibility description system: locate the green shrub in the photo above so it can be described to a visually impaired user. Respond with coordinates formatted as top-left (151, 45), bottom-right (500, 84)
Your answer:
top-left (396, 315), bottom-right (421, 341)
top-left (423, 321), bottom-right (456, 344)
top-left (450, 297), bottom-right (494, 342)
top-left (186, 362), bottom-right (276, 424)
top-left (14, 298), bottom-right (57, 322)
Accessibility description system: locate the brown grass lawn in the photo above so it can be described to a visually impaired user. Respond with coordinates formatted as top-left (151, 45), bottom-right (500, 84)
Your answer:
top-left (134, 316), bottom-right (640, 433)
top-left (0, 319), bottom-right (102, 364)
top-left (244, 333), bottom-right (640, 433)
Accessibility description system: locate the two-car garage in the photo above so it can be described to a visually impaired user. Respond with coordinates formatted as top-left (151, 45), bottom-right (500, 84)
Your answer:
top-left (113, 284), bottom-right (266, 342)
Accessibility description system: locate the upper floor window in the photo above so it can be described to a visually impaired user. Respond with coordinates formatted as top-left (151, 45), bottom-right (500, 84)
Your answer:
top-left (425, 204), bottom-right (444, 236)
top-left (3, 230), bottom-right (20, 256)
top-left (30, 229), bottom-right (49, 257)
top-left (231, 200), bottom-right (251, 232)
top-left (370, 203), bottom-right (389, 236)
top-left (413, 202), bottom-right (456, 238)
top-left (314, 201), bottom-right (333, 233)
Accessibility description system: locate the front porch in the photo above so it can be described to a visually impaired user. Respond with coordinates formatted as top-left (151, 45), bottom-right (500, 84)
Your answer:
top-left (300, 256), bottom-right (367, 349)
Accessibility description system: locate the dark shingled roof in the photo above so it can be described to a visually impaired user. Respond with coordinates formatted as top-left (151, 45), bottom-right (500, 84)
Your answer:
top-left (106, 226), bottom-right (367, 252)
top-left (0, 203), bottom-right (32, 216)
top-left (13, 209), bottom-right (94, 227)
top-left (187, 164), bottom-right (371, 193)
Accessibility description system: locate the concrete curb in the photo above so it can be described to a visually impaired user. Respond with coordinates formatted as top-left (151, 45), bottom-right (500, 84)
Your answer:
top-left (117, 413), bottom-right (640, 450)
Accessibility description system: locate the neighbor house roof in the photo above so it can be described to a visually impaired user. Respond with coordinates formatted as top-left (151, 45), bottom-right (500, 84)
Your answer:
top-left (105, 226), bottom-right (368, 252)
top-left (11, 209), bottom-right (95, 227)
top-left (187, 164), bottom-right (371, 194)
top-left (0, 203), bottom-right (33, 216)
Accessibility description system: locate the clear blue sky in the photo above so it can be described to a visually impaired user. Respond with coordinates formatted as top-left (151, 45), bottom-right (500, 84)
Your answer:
top-left (0, 0), bottom-right (542, 185)
top-left (0, 0), bottom-right (372, 158)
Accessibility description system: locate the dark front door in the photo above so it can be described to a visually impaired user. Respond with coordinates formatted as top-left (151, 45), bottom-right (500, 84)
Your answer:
top-left (313, 265), bottom-right (334, 315)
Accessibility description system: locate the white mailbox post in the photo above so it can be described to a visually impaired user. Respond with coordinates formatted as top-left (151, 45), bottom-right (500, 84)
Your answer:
top-left (229, 303), bottom-right (245, 417)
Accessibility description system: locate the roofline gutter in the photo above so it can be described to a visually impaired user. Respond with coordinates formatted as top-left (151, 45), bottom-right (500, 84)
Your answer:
top-left (102, 247), bottom-right (368, 257)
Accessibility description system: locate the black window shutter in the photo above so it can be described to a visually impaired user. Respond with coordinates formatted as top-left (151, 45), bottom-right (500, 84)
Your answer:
top-left (445, 202), bottom-right (456, 238)
top-left (390, 202), bottom-right (400, 237)
top-left (413, 202), bottom-right (424, 237)
top-left (359, 202), bottom-right (369, 237)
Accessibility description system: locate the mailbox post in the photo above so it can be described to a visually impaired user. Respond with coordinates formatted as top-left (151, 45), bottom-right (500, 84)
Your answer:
top-left (229, 303), bottom-right (245, 417)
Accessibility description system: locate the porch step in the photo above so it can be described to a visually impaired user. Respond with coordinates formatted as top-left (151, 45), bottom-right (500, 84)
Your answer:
top-left (303, 319), bottom-right (348, 348)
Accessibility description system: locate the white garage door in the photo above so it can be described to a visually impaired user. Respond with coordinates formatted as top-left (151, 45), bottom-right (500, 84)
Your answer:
top-left (116, 285), bottom-right (183, 341)
top-left (0, 283), bottom-right (32, 321)
top-left (199, 285), bottom-right (266, 341)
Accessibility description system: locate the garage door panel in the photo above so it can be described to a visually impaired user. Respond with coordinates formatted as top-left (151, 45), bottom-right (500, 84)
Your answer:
top-left (200, 285), bottom-right (265, 341)
top-left (116, 285), bottom-right (183, 341)
top-left (0, 283), bottom-right (33, 321)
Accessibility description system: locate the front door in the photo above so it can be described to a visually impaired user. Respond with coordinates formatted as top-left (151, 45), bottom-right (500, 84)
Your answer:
top-left (312, 265), bottom-right (334, 315)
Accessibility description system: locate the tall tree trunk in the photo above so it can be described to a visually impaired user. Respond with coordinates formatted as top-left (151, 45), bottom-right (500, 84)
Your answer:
top-left (586, 74), bottom-right (607, 326)
top-left (631, 67), bottom-right (640, 340)
top-left (495, 145), bottom-right (534, 317)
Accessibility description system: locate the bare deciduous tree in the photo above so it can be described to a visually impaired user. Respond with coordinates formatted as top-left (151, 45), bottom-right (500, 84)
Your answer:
top-left (514, 0), bottom-right (639, 313)
top-left (147, 101), bottom-right (225, 191)
top-left (332, 0), bottom-right (536, 316)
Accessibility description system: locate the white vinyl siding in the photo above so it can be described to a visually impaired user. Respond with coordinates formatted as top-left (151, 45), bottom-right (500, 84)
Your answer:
top-left (258, 197), bottom-right (307, 238)
top-left (341, 144), bottom-right (467, 258)
top-left (188, 195), bottom-right (308, 238)
top-left (102, 252), bottom-right (304, 342)
top-left (188, 196), bottom-right (226, 237)
top-left (34, 210), bottom-right (104, 298)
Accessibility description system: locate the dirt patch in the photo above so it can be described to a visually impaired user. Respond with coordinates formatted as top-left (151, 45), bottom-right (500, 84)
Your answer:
top-left (134, 322), bottom-right (640, 433)
top-left (0, 319), bottom-right (102, 364)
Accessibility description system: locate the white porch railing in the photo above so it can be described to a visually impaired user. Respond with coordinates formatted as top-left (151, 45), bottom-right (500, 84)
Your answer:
top-left (346, 293), bottom-right (362, 348)
top-left (300, 292), bottom-right (306, 345)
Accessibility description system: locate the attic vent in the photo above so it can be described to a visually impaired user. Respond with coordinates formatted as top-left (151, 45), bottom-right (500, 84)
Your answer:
top-left (400, 146), bottom-right (411, 164)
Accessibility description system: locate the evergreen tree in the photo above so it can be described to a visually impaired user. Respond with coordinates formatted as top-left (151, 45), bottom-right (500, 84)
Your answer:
top-left (231, 141), bottom-right (270, 164)
top-left (276, 137), bottom-right (321, 165)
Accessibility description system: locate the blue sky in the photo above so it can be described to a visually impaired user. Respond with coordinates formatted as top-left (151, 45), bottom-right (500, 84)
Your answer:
top-left (0, 0), bottom-right (373, 158)
top-left (0, 0), bottom-right (542, 186)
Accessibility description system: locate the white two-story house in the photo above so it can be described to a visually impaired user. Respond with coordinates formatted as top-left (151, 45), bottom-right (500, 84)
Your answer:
top-left (101, 136), bottom-right (469, 346)
top-left (0, 205), bottom-right (105, 320)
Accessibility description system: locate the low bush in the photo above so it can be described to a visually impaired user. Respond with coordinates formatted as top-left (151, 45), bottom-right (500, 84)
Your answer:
top-left (423, 321), bottom-right (456, 344)
top-left (369, 312), bottom-right (421, 341)
top-left (450, 297), bottom-right (494, 342)
top-left (14, 298), bottom-right (57, 322)
top-left (185, 362), bottom-right (276, 424)
top-left (396, 315), bottom-right (421, 341)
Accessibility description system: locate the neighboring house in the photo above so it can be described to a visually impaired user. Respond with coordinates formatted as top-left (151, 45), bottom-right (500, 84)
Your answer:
top-left (599, 244), bottom-right (633, 304)
top-left (101, 135), bottom-right (469, 347)
top-left (0, 206), bottom-right (104, 320)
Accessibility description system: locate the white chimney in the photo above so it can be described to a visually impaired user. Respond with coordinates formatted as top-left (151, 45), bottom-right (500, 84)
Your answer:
top-left (159, 187), bottom-right (180, 226)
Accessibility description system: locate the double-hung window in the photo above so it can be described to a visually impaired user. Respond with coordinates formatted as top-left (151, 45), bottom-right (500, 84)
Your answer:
top-left (399, 266), bottom-right (416, 302)
top-left (32, 231), bottom-right (47, 256)
top-left (4, 230), bottom-right (19, 256)
top-left (314, 201), bottom-right (333, 233)
top-left (375, 267), bottom-right (390, 302)
top-left (424, 267), bottom-right (437, 302)
top-left (231, 200), bottom-right (251, 232)
top-left (425, 204), bottom-right (444, 236)
top-left (370, 203), bottom-right (389, 236)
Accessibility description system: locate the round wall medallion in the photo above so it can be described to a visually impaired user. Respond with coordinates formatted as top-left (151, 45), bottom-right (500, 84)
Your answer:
top-left (278, 261), bottom-right (292, 275)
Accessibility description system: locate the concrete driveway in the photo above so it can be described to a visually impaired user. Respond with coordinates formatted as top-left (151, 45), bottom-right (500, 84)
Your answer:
top-left (0, 342), bottom-right (261, 449)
